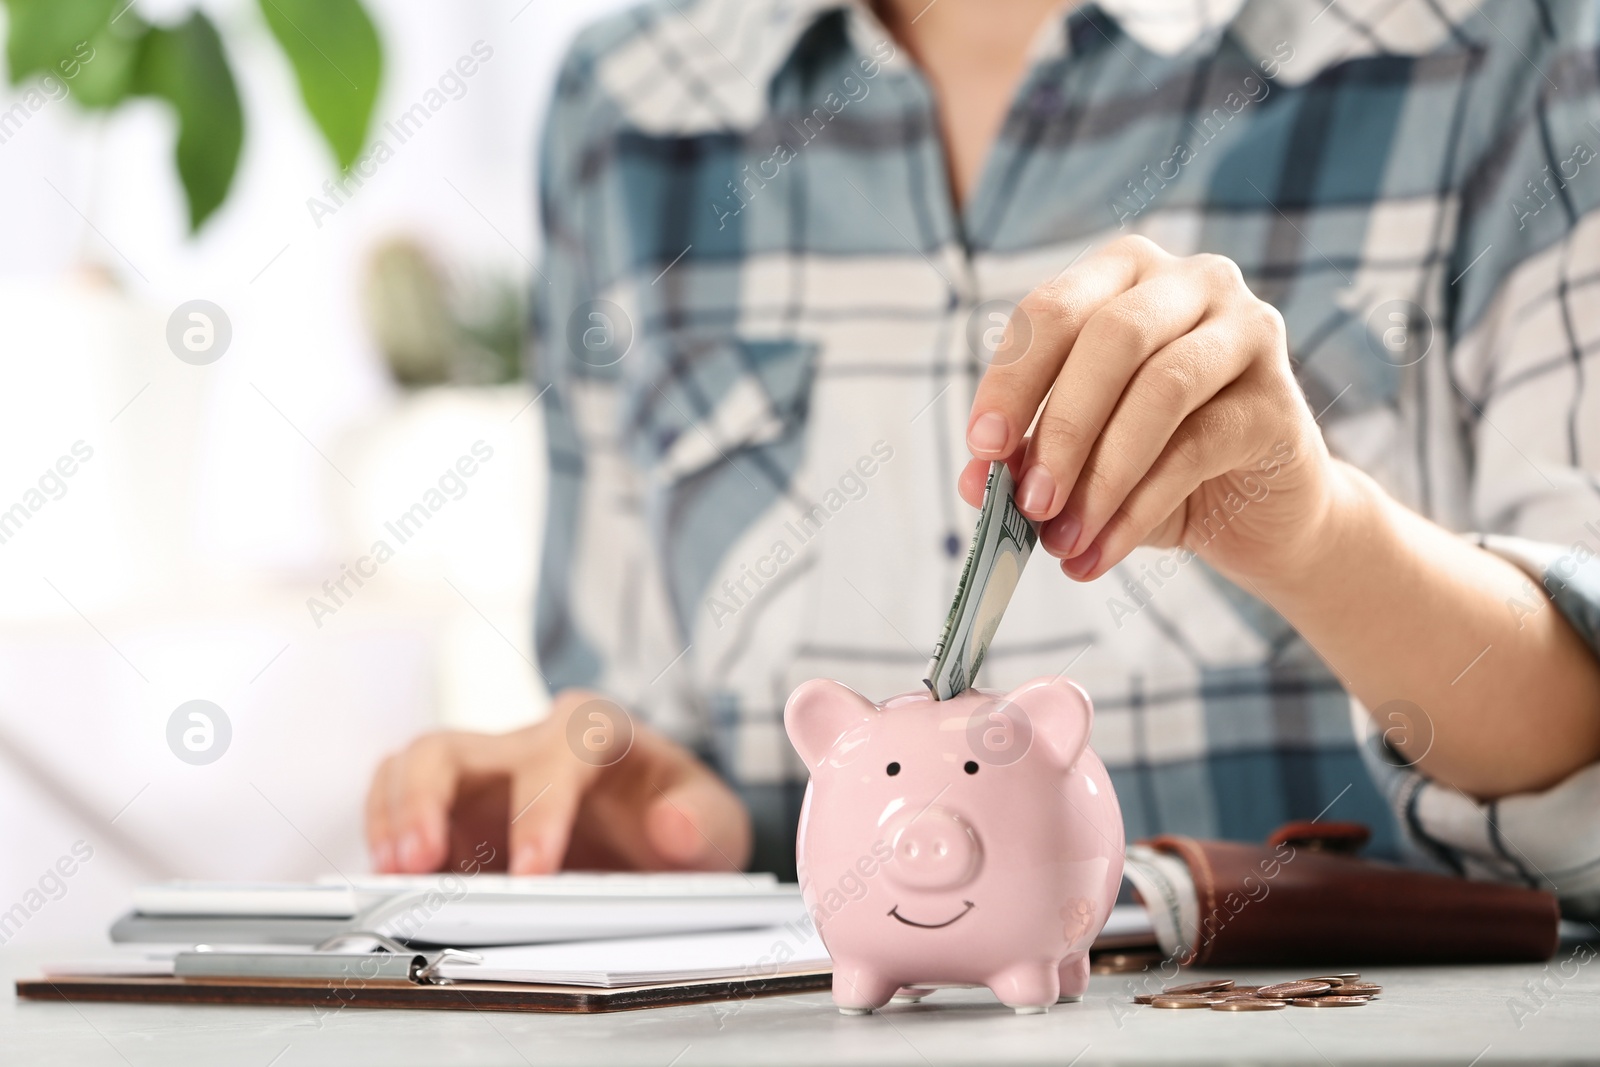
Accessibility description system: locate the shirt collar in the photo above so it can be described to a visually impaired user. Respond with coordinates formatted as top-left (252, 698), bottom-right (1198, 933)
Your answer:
top-left (735, 0), bottom-right (1452, 90)
top-left (737, 0), bottom-right (1249, 79)
top-left (752, 0), bottom-right (1474, 81)
top-left (711, 0), bottom-right (1235, 87)
top-left (597, 0), bottom-right (1472, 135)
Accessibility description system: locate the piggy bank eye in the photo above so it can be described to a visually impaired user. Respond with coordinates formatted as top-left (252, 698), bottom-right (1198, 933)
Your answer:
top-left (964, 760), bottom-right (979, 774)
top-left (886, 762), bottom-right (901, 776)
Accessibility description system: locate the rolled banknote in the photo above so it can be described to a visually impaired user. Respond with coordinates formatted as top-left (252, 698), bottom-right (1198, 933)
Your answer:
top-left (924, 461), bottom-right (1039, 699)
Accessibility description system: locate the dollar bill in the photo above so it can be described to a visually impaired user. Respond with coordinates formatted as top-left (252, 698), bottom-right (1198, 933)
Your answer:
top-left (924, 461), bottom-right (1039, 699)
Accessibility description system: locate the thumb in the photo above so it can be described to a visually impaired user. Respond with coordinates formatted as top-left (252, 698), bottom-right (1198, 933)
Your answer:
top-left (958, 447), bottom-right (1029, 509)
top-left (643, 774), bottom-right (751, 871)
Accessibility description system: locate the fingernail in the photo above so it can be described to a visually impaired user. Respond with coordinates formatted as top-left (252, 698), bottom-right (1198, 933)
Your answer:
top-left (1063, 543), bottom-right (1101, 580)
top-left (511, 842), bottom-right (540, 874)
top-left (398, 832), bottom-right (425, 871)
top-left (1043, 513), bottom-right (1082, 557)
top-left (968, 411), bottom-right (1008, 454)
top-left (372, 840), bottom-right (395, 872)
top-left (1017, 465), bottom-right (1055, 517)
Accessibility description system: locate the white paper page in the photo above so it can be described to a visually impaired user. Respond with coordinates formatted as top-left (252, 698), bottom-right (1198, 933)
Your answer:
top-left (131, 883), bottom-right (368, 917)
top-left (435, 924), bottom-right (829, 987)
top-left (1099, 903), bottom-right (1157, 941)
top-left (327, 871), bottom-right (780, 895)
top-left (369, 891), bottom-right (809, 946)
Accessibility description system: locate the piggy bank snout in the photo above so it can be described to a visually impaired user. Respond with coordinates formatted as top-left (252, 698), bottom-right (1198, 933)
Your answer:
top-left (885, 806), bottom-right (982, 890)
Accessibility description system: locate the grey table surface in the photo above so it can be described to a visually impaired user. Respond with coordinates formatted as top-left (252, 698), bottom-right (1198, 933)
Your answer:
top-left (3, 943), bottom-right (1598, 1066)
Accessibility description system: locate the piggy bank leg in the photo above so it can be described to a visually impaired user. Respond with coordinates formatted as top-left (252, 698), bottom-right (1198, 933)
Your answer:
top-left (987, 961), bottom-right (1059, 1014)
top-left (832, 963), bottom-right (899, 1015)
top-left (1056, 953), bottom-right (1090, 1003)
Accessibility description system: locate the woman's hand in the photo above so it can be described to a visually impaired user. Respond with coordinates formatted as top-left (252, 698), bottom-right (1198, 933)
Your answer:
top-left (365, 689), bottom-right (751, 874)
top-left (960, 235), bottom-right (1342, 586)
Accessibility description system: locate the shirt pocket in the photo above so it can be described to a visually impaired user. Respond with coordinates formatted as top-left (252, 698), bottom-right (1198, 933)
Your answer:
top-left (618, 335), bottom-right (820, 635)
top-left (619, 335), bottom-right (818, 483)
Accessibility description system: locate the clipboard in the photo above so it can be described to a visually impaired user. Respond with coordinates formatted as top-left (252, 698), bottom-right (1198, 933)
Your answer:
top-left (15, 939), bottom-right (833, 1014)
top-left (16, 970), bottom-right (834, 1014)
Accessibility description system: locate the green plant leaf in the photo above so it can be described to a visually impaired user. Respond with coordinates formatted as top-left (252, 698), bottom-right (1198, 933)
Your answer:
top-left (2, 0), bottom-right (117, 83)
top-left (132, 13), bottom-right (243, 232)
top-left (256, 0), bottom-right (380, 170)
top-left (67, 19), bottom-right (148, 109)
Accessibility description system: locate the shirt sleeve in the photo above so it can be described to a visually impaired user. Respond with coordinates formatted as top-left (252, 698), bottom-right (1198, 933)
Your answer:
top-left (529, 37), bottom-right (706, 749)
top-left (1356, 17), bottom-right (1600, 920)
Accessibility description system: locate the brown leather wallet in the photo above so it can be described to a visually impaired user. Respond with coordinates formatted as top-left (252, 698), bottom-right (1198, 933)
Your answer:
top-left (1144, 821), bottom-right (1561, 966)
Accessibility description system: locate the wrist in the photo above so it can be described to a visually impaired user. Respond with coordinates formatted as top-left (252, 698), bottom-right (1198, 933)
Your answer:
top-left (1249, 459), bottom-right (1383, 602)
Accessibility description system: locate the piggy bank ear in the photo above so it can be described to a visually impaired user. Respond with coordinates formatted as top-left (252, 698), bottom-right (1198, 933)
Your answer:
top-left (1002, 676), bottom-right (1093, 769)
top-left (784, 679), bottom-right (877, 770)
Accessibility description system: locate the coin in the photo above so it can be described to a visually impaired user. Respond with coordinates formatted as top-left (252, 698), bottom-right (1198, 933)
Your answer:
top-left (1132, 991), bottom-right (1228, 1004)
top-left (1150, 996), bottom-right (1217, 1009)
top-left (1212, 999), bottom-right (1286, 1011)
top-left (1255, 980), bottom-right (1333, 999)
top-left (1132, 975), bottom-right (1381, 1013)
top-left (1092, 952), bottom-right (1163, 975)
top-left (1330, 982), bottom-right (1381, 996)
top-left (1164, 979), bottom-right (1235, 995)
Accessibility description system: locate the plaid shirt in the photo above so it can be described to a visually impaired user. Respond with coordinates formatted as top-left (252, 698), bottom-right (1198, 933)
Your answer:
top-left (531, 0), bottom-right (1600, 908)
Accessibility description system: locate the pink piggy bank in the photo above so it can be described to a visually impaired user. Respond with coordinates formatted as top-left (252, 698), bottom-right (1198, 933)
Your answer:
top-left (784, 676), bottom-right (1124, 1014)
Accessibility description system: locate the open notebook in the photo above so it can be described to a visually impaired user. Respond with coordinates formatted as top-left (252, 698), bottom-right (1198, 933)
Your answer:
top-left (51, 907), bottom-right (1154, 989)
top-left (436, 926), bottom-right (828, 987)
top-left (45, 922), bottom-right (832, 989)
top-left (34, 874), bottom-right (1155, 1009)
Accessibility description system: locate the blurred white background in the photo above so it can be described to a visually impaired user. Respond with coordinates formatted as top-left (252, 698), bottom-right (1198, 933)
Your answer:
top-left (0, 0), bottom-right (631, 947)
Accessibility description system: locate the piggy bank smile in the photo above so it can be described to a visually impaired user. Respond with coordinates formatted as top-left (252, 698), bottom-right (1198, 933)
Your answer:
top-left (785, 676), bottom-right (1124, 1015)
top-left (888, 901), bottom-right (975, 928)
